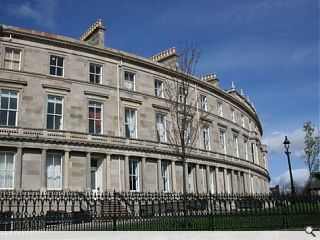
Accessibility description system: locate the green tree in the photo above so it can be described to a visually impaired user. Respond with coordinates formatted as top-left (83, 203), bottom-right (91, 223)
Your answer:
top-left (303, 121), bottom-right (320, 176)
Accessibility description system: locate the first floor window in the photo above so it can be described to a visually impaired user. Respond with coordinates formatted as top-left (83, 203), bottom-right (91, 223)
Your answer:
top-left (0, 152), bottom-right (14, 189)
top-left (219, 130), bottom-right (226, 154)
top-left (4, 48), bottom-right (21, 70)
top-left (231, 108), bottom-right (235, 122)
top-left (49, 55), bottom-right (64, 76)
top-left (202, 125), bottom-right (210, 150)
top-left (46, 153), bottom-right (62, 190)
top-left (124, 71), bottom-right (135, 91)
top-left (179, 86), bottom-right (188, 103)
top-left (89, 101), bottom-right (102, 134)
top-left (129, 160), bottom-right (139, 191)
top-left (233, 135), bottom-right (239, 157)
top-left (241, 114), bottom-right (245, 128)
top-left (47, 95), bottom-right (63, 130)
top-left (244, 138), bottom-right (248, 160)
top-left (0, 90), bottom-right (18, 126)
top-left (156, 113), bottom-right (166, 142)
top-left (161, 162), bottom-right (170, 192)
top-left (125, 107), bottom-right (137, 138)
top-left (182, 118), bottom-right (191, 146)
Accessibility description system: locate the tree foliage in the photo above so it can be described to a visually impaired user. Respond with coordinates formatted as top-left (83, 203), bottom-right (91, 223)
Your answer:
top-left (303, 121), bottom-right (320, 175)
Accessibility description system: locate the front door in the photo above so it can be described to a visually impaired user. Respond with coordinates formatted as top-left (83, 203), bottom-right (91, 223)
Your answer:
top-left (91, 158), bottom-right (103, 192)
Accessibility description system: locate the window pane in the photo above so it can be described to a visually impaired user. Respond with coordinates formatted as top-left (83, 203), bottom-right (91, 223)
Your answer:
top-left (13, 62), bottom-right (20, 70)
top-left (5, 49), bottom-right (12, 59)
top-left (57, 67), bottom-right (63, 76)
top-left (96, 66), bottom-right (101, 74)
top-left (50, 56), bottom-right (56, 65)
top-left (49, 66), bottom-right (56, 75)
top-left (8, 111), bottom-right (16, 126)
top-left (57, 57), bottom-right (63, 67)
top-left (47, 115), bottom-right (54, 129)
top-left (47, 102), bottom-right (54, 114)
top-left (1, 96), bottom-right (9, 109)
top-left (13, 50), bottom-right (20, 60)
top-left (89, 119), bottom-right (94, 133)
top-left (90, 64), bottom-right (94, 73)
top-left (0, 111), bottom-right (8, 125)
top-left (55, 103), bottom-right (62, 115)
top-left (55, 116), bottom-right (61, 130)
top-left (9, 97), bottom-right (17, 110)
top-left (4, 60), bottom-right (10, 69)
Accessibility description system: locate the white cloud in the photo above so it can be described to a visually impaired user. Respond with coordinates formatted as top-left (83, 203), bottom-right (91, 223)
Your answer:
top-left (263, 128), bottom-right (305, 159)
top-left (271, 168), bottom-right (309, 188)
top-left (7, 0), bottom-right (58, 29)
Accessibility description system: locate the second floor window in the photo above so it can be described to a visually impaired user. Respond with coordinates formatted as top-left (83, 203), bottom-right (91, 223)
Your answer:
top-left (241, 114), bottom-right (245, 128)
top-left (0, 90), bottom-right (18, 126)
top-left (124, 71), bottom-right (135, 91)
top-left (89, 101), bottom-right (102, 134)
top-left (217, 102), bottom-right (223, 117)
top-left (49, 55), bottom-right (64, 76)
top-left (47, 95), bottom-right (63, 130)
top-left (219, 130), bottom-right (226, 154)
top-left (125, 107), bottom-right (137, 138)
top-left (154, 79), bottom-right (164, 98)
top-left (202, 125), bottom-right (210, 150)
top-left (4, 48), bottom-right (21, 70)
top-left (156, 113), bottom-right (166, 142)
top-left (244, 138), bottom-right (248, 160)
top-left (179, 86), bottom-right (188, 103)
top-left (200, 95), bottom-right (207, 111)
top-left (231, 108), bottom-right (235, 123)
top-left (182, 118), bottom-right (191, 146)
top-left (89, 63), bottom-right (102, 84)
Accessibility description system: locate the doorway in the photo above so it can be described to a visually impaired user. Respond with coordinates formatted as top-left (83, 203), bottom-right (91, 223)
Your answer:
top-left (91, 158), bottom-right (103, 192)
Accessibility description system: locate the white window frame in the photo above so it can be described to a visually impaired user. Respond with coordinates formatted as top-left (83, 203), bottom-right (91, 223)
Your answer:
top-left (125, 107), bottom-right (137, 138)
top-left (0, 151), bottom-right (15, 189)
top-left (89, 63), bottom-right (102, 84)
top-left (202, 125), bottom-right (210, 150)
top-left (233, 135), bottom-right (239, 157)
top-left (219, 130), bottom-right (226, 154)
top-left (200, 95), bottom-right (207, 111)
top-left (161, 161), bottom-right (170, 192)
top-left (49, 55), bottom-right (64, 77)
top-left (88, 101), bottom-right (103, 134)
top-left (46, 153), bottom-right (62, 190)
top-left (47, 95), bottom-right (63, 130)
top-left (124, 71), bottom-right (135, 91)
top-left (217, 101), bottom-right (223, 117)
top-left (154, 79), bottom-right (164, 98)
top-left (4, 47), bottom-right (21, 70)
top-left (129, 160), bottom-right (140, 192)
top-left (156, 112), bottom-right (167, 142)
top-left (0, 90), bottom-right (18, 127)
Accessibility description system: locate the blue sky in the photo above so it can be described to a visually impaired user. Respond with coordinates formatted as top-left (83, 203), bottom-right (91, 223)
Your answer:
top-left (1, 0), bottom-right (319, 188)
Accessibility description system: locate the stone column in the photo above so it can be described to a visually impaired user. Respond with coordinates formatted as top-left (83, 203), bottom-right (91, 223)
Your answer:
top-left (141, 157), bottom-right (146, 192)
top-left (40, 149), bottom-right (47, 190)
top-left (196, 164), bottom-right (200, 193)
top-left (237, 171), bottom-right (242, 193)
top-left (124, 155), bottom-right (129, 192)
top-left (171, 160), bottom-right (176, 192)
top-left (215, 167), bottom-right (220, 194)
top-left (15, 147), bottom-right (22, 190)
top-left (224, 168), bottom-right (228, 194)
top-left (206, 165), bottom-right (210, 193)
top-left (106, 154), bottom-right (111, 191)
top-left (86, 152), bottom-right (91, 191)
top-left (63, 151), bottom-right (70, 191)
top-left (157, 159), bottom-right (162, 192)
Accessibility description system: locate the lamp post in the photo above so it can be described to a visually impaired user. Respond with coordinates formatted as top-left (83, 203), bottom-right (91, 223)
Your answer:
top-left (283, 136), bottom-right (295, 195)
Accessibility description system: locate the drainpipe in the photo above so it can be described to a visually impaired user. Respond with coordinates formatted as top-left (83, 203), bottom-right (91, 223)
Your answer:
top-left (117, 59), bottom-right (123, 191)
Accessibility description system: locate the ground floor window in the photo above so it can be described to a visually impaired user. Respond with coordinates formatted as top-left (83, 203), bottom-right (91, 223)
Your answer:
top-left (46, 153), bottom-right (62, 190)
top-left (161, 161), bottom-right (170, 192)
top-left (0, 152), bottom-right (14, 189)
top-left (129, 160), bottom-right (139, 191)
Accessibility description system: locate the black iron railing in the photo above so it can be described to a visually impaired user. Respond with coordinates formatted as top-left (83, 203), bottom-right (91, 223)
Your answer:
top-left (0, 191), bottom-right (319, 231)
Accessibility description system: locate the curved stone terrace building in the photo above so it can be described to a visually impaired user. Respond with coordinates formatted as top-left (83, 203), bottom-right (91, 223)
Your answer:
top-left (0, 20), bottom-right (269, 194)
